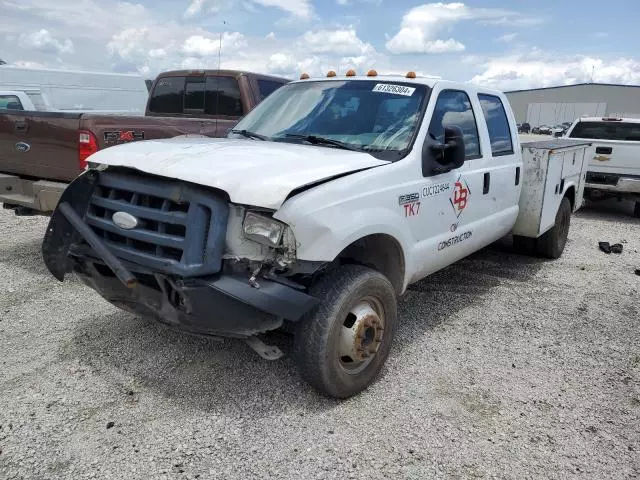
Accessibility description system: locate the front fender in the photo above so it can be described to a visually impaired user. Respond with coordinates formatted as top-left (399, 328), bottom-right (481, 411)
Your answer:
top-left (275, 203), bottom-right (413, 272)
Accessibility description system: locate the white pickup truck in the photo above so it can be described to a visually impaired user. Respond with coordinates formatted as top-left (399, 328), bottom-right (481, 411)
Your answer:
top-left (42, 72), bottom-right (590, 398)
top-left (566, 116), bottom-right (640, 217)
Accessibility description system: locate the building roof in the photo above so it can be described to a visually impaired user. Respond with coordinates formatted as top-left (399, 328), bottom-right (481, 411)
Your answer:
top-left (506, 82), bottom-right (640, 94)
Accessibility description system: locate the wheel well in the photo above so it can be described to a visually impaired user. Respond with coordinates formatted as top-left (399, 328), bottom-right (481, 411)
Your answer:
top-left (564, 185), bottom-right (576, 210)
top-left (337, 234), bottom-right (405, 295)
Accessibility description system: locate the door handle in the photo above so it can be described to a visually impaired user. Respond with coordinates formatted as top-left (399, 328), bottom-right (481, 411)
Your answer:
top-left (483, 172), bottom-right (490, 194)
top-left (14, 121), bottom-right (27, 132)
top-left (595, 146), bottom-right (612, 154)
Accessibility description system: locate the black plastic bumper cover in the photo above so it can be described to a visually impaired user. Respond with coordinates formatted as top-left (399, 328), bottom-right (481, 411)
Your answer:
top-left (75, 260), bottom-right (318, 337)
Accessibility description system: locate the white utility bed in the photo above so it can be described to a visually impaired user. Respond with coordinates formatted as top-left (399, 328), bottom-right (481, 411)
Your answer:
top-left (513, 139), bottom-right (592, 238)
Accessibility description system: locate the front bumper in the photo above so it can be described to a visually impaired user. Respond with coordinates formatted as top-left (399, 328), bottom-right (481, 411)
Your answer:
top-left (42, 170), bottom-right (319, 338)
top-left (73, 256), bottom-right (318, 337)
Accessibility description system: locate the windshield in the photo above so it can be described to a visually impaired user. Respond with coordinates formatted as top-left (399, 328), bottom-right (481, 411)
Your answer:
top-left (232, 80), bottom-right (430, 160)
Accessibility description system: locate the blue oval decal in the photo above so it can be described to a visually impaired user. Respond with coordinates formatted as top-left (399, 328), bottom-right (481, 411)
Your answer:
top-left (15, 142), bottom-right (31, 153)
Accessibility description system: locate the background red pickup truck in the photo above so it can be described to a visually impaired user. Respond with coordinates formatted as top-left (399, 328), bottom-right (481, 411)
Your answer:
top-left (0, 69), bottom-right (289, 214)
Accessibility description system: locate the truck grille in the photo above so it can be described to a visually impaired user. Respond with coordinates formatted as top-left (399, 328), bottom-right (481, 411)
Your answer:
top-left (84, 170), bottom-right (229, 277)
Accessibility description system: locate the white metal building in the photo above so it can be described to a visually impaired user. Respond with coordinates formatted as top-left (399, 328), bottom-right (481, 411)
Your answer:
top-left (505, 83), bottom-right (640, 127)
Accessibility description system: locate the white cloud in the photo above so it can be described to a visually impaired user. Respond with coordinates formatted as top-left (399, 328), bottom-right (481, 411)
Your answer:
top-left (302, 27), bottom-right (373, 55)
top-left (266, 32), bottom-right (276, 40)
top-left (386, 2), bottom-right (539, 54)
top-left (470, 53), bottom-right (640, 90)
top-left (182, 33), bottom-right (247, 57)
top-left (107, 27), bottom-right (149, 59)
top-left (496, 33), bottom-right (517, 43)
top-left (148, 48), bottom-right (167, 59)
top-left (253, 0), bottom-right (313, 19)
top-left (184, 0), bottom-right (206, 18)
top-left (182, 0), bottom-right (313, 19)
top-left (19, 29), bottom-right (74, 54)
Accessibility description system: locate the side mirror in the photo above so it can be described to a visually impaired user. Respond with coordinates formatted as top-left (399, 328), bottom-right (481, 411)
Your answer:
top-left (423, 125), bottom-right (466, 175)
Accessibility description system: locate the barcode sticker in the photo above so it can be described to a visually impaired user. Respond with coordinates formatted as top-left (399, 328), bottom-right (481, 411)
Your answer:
top-left (372, 83), bottom-right (416, 96)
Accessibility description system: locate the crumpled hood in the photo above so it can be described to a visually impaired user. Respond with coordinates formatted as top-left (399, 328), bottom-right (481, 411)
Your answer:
top-left (89, 136), bottom-right (388, 209)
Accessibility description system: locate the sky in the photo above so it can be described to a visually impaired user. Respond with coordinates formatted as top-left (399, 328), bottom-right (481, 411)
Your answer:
top-left (1, 0), bottom-right (640, 90)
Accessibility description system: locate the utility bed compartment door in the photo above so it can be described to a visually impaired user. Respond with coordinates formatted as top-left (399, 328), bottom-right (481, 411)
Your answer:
top-left (512, 140), bottom-right (590, 238)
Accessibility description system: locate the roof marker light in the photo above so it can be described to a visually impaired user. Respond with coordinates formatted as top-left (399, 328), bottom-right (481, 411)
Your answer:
top-left (367, 69), bottom-right (378, 77)
top-left (406, 71), bottom-right (417, 79)
top-left (300, 72), bottom-right (310, 79)
top-left (345, 69), bottom-right (356, 77)
top-left (327, 70), bottom-right (337, 77)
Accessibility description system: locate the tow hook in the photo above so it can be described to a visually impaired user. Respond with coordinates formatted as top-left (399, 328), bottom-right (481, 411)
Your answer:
top-left (244, 336), bottom-right (284, 360)
top-left (248, 266), bottom-right (262, 289)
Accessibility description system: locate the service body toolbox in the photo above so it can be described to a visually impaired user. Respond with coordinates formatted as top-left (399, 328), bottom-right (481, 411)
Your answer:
top-left (513, 139), bottom-right (591, 239)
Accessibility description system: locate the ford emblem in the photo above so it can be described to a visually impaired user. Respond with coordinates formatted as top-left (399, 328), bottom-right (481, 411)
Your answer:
top-left (15, 142), bottom-right (30, 153)
top-left (112, 211), bottom-right (138, 230)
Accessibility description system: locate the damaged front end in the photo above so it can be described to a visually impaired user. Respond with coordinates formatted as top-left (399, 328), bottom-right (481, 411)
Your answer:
top-left (42, 167), bottom-right (319, 339)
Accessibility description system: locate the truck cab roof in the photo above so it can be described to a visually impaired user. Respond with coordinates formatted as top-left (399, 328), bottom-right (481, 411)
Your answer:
top-left (289, 74), bottom-right (507, 98)
top-left (156, 69), bottom-right (290, 83)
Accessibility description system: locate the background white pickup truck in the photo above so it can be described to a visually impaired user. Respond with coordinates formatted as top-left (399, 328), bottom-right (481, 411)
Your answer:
top-left (567, 116), bottom-right (640, 217)
top-left (42, 72), bottom-right (590, 398)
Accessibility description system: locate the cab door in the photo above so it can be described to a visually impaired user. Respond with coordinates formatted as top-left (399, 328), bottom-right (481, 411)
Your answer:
top-left (474, 92), bottom-right (521, 235)
top-left (409, 88), bottom-right (490, 279)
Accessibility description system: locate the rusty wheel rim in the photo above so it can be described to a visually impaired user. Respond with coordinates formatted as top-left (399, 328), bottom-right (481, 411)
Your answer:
top-left (337, 297), bottom-right (385, 374)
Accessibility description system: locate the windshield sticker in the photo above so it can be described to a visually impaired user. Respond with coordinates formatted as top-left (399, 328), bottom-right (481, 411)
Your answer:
top-left (372, 84), bottom-right (416, 96)
top-left (422, 182), bottom-right (450, 198)
top-left (398, 192), bottom-right (420, 205)
top-left (450, 175), bottom-right (470, 218)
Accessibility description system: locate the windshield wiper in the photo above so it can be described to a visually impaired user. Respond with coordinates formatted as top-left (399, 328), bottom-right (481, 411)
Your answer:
top-left (282, 134), bottom-right (363, 152)
top-left (230, 129), bottom-right (269, 141)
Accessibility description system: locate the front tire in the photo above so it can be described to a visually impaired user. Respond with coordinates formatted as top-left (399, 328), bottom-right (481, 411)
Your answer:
top-left (537, 197), bottom-right (571, 259)
top-left (634, 201), bottom-right (640, 218)
top-left (293, 265), bottom-right (398, 399)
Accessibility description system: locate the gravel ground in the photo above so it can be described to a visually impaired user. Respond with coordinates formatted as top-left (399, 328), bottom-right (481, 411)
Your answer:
top-left (1, 200), bottom-right (639, 480)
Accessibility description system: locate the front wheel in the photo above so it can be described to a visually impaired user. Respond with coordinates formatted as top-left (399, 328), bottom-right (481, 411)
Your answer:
top-left (537, 197), bottom-right (571, 259)
top-left (293, 265), bottom-right (398, 398)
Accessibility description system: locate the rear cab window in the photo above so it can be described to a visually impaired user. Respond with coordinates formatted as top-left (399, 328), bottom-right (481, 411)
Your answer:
top-left (569, 121), bottom-right (640, 141)
top-left (148, 75), bottom-right (243, 116)
top-left (428, 90), bottom-right (481, 159)
top-left (0, 95), bottom-right (24, 110)
top-left (257, 79), bottom-right (286, 100)
top-left (478, 94), bottom-right (514, 155)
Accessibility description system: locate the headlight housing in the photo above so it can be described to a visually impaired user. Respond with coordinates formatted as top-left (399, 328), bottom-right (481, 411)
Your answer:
top-left (243, 211), bottom-right (285, 247)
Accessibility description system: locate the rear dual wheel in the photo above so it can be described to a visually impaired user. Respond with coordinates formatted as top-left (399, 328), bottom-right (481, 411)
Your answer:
top-left (537, 197), bottom-right (571, 259)
top-left (293, 265), bottom-right (397, 399)
top-left (513, 196), bottom-right (572, 259)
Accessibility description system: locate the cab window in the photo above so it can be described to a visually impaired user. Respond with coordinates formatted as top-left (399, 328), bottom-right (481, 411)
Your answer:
top-left (428, 90), bottom-right (480, 159)
top-left (478, 94), bottom-right (514, 155)
top-left (0, 95), bottom-right (23, 110)
top-left (257, 79), bottom-right (286, 100)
